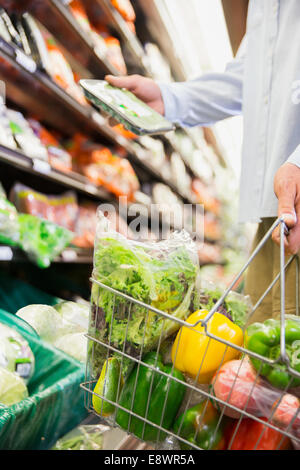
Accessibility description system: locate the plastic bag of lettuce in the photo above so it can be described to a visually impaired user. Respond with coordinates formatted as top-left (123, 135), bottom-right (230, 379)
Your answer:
top-left (88, 210), bottom-right (200, 381)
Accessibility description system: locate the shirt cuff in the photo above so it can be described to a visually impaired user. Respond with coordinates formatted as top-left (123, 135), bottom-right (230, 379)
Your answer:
top-left (287, 145), bottom-right (300, 168)
top-left (157, 81), bottom-right (181, 123)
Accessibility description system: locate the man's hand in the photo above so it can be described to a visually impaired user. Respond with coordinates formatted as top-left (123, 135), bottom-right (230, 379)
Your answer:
top-left (105, 74), bottom-right (165, 115)
top-left (272, 162), bottom-right (300, 254)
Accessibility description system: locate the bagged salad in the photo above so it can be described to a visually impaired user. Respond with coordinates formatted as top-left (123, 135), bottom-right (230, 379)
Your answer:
top-left (88, 210), bottom-right (200, 382)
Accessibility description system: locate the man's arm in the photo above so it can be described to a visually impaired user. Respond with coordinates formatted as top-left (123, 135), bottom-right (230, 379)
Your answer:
top-left (157, 54), bottom-right (244, 127)
top-left (106, 40), bottom-right (245, 128)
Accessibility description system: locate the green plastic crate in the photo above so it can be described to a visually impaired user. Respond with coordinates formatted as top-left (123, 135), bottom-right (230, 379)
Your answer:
top-left (0, 309), bottom-right (88, 449)
top-left (0, 270), bottom-right (60, 314)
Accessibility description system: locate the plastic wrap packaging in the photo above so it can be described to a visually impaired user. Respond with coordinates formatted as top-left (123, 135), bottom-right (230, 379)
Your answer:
top-left (16, 301), bottom-right (89, 363)
top-left (52, 424), bottom-right (109, 450)
top-left (210, 356), bottom-right (300, 448)
top-left (88, 210), bottom-right (200, 381)
top-left (0, 101), bottom-right (17, 149)
top-left (0, 183), bottom-right (19, 246)
top-left (69, 135), bottom-right (139, 199)
top-left (18, 214), bottom-right (74, 268)
top-left (191, 178), bottom-right (221, 216)
top-left (25, 18), bottom-right (86, 105)
top-left (7, 109), bottom-right (49, 161)
top-left (28, 119), bottom-right (72, 172)
top-left (68, 0), bottom-right (92, 35)
top-left (0, 366), bottom-right (28, 406)
top-left (10, 183), bottom-right (78, 231)
top-left (110, 0), bottom-right (136, 22)
top-left (0, 322), bottom-right (35, 384)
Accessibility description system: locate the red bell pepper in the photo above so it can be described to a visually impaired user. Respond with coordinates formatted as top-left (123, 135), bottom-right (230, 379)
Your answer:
top-left (227, 417), bottom-right (291, 450)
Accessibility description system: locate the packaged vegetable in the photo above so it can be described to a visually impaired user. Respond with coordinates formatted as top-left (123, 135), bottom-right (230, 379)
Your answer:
top-left (80, 80), bottom-right (174, 136)
top-left (0, 101), bottom-right (17, 150)
top-left (68, 0), bottom-right (92, 35)
top-left (103, 36), bottom-right (127, 75)
top-left (28, 119), bottom-right (72, 172)
top-left (70, 135), bottom-right (139, 199)
top-left (0, 184), bottom-right (19, 246)
top-left (245, 315), bottom-right (300, 389)
top-left (72, 204), bottom-right (97, 248)
top-left (54, 332), bottom-right (87, 363)
top-left (211, 357), bottom-right (262, 419)
top-left (171, 310), bottom-right (243, 384)
top-left (89, 211), bottom-right (199, 380)
top-left (0, 322), bottom-right (35, 384)
top-left (115, 352), bottom-right (186, 442)
top-left (21, 13), bottom-right (50, 71)
top-left (0, 366), bottom-right (28, 406)
top-left (39, 26), bottom-right (86, 105)
top-left (17, 301), bottom-right (89, 342)
top-left (191, 179), bottom-right (221, 216)
top-left (16, 304), bottom-right (64, 343)
top-left (210, 356), bottom-right (300, 443)
top-left (173, 401), bottom-right (227, 450)
top-left (51, 424), bottom-right (108, 450)
top-left (53, 301), bottom-right (89, 334)
top-left (11, 184), bottom-right (78, 232)
top-left (18, 214), bottom-right (74, 268)
top-left (227, 417), bottom-right (291, 450)
top-left (198, 281), bottom-right (251, 329)
top-left (110, 0), bottom-right (136, 22)
top-left (7, 109), bottom-right (48, 161)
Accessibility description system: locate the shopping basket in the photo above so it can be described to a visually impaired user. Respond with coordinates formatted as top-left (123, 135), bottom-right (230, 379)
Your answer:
top-left (81, 217), bottom-right (300, 450)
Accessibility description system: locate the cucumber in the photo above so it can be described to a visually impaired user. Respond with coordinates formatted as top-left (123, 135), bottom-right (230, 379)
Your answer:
top-left (92, 357), bottom-right (123, 417)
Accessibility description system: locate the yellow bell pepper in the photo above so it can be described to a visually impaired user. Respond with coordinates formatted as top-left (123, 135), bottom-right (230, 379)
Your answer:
top-left (171, 310), bottom-right (243, 383)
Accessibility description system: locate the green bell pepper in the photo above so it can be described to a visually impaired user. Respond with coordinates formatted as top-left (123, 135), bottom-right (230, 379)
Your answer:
top-left (115, 351), bottom-right (186, 442)
top-left (173, 401), bottom-right (226, 450)
top-left (245, 316), bottom-right (300, 389)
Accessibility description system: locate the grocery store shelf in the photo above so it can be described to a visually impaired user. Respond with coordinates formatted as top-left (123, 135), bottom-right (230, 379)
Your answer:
top-left (0, 38), bottom-right (196, 204)
top-left (28, 0), bottom-right (121, 77)
top-left (83, 0), bottom-right (149, 75)
top-left (0, 245), bottom-right (94, 264)
top-left (0, 144), bottom-right (113, 202)
top-left (136, 0), bottom-right (187, 81)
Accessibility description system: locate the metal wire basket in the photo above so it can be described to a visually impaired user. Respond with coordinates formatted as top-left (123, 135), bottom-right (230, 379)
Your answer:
top-left (81, 217), bottom-right (300, 450)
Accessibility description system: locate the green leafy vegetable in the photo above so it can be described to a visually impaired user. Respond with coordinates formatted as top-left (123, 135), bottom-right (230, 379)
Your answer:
top-left (89, 235), bottom-right (199, 379)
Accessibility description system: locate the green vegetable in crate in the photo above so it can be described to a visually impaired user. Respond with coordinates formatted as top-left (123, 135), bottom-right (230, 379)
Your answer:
top-left (173, 401), bottom-right (227, 450)
top-left (115, 352), bottom-right (186, 442)
top-left (245, 315), bottom-right (300, 389)
top-left (0, 322), bottom-right (35, 384)
top-left (93, 357), bottom-right (123, 417)
top-left (90, 233), bottom-right (198, 379)
top-left (0, 366), bottom-right (28, 406)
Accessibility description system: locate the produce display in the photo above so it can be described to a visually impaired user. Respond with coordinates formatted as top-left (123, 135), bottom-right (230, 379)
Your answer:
top-left (16, 300), bottom-right (89, 362)
top-left (0, 366), bottom-right (28, 407)
top-left (68, 134), bottom-right (140, 200)
top-left (0, 322), bottom-right (34, 384)
top-left (0, 185), bottom-right (73, 267)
